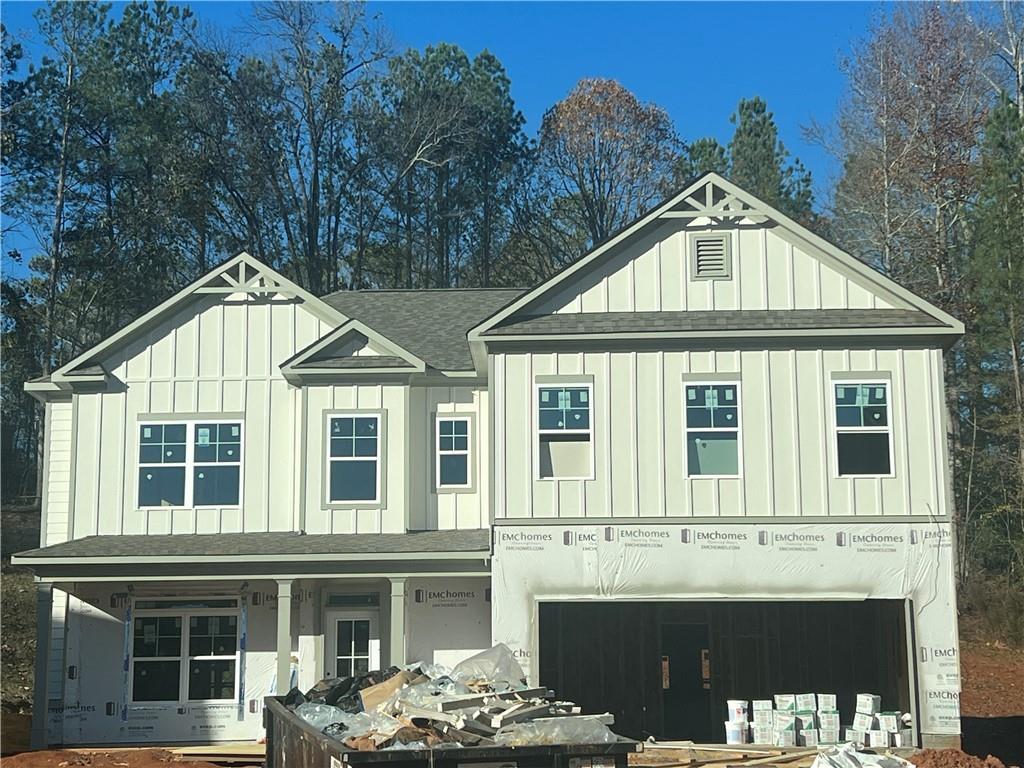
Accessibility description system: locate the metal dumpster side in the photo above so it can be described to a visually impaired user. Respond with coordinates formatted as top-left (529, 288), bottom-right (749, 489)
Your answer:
top-left (264, 696), bottom-right (642, 768)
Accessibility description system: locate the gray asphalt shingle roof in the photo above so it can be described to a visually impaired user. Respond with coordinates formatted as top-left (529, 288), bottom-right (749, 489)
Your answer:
top-left (484, 309), bottom-right (947, 336)
top-left (321, 289), bottom-right (524, 370)
top-left (14, 529), bottom-right (490, 560)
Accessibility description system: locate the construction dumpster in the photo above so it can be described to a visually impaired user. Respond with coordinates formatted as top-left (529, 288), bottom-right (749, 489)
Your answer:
top-left (264, 695), bottom-right (643, 768)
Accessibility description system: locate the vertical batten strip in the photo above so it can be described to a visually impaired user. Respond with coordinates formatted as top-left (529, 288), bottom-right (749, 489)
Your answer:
top-left (789, 350), bottom-right (802, 517)
top-left (603, 351), bottom-right (613, 518)
top-left (817, 349), bottom-right (830, 516)
top-left (763, 350), bottom-right (775, 517)
top-left (897, 350), bottom-right (913, 515)
top-left (657, 350), bottom-right (666, 518)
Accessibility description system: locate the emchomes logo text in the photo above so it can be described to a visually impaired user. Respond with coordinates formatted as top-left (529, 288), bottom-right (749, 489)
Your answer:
top-left (499, 531), bottom-right (552, 544)
top-left (415, 589), bottom-right (476, 603)
top-left (563, 530), bottom-right (598, 546)
top-left (680, 529), bottom-right (748, 543)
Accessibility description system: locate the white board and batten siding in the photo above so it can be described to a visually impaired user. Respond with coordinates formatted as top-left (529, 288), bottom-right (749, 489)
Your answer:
top-left (407, 386), bottom-right (490, 532)
top-left (490, 217), bottom-right (950, 522)
top-left (533, 222), bottom-right (896, 314)
top-left (70, 292), bottom-right (332, 537)
top-left (492, 347), bottom-right (949, 520)
top-left (42, 399), bottom-right (75, 546)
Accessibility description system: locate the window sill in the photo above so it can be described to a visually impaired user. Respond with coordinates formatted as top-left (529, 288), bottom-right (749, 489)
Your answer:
top-left (135, 506), bottom-right (241, 512)
top-left (323, 501), bottom-right (384, 510)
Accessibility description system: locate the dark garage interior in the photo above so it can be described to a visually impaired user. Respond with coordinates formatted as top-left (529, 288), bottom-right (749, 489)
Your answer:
top-left (538, 600), bottom-right (912, 742)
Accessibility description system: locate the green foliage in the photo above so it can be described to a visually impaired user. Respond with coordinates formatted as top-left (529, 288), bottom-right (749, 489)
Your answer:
top-left (674, 98), bottom-right (815, 223)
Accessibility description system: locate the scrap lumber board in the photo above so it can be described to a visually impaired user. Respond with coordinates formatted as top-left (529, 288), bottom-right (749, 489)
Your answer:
top-left (531, 712), bottom-right (615, 726)
top-left (400, 704), bottom-right (467, 728)
top-left (488, 703), bottom-right (554, 728)
top-left (436, 687), bottom-right (552, 712)
top-left (171, 743), bottom-right (266, 764)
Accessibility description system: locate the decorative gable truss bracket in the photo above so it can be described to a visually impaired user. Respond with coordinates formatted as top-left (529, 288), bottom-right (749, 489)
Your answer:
top-left (658, 179), bottom-right (771, 225)
top-left (195, 260), bottom-right (298, 296)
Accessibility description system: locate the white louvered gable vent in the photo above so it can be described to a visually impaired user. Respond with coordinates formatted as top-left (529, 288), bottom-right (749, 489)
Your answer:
top-left (689, 233), bottom-right (732, 280)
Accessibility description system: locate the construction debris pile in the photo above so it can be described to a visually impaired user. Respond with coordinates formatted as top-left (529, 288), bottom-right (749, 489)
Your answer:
top-left (285, 644), bottom-right (621, 751)
top-left (725, 693), bottom-right (912, 749)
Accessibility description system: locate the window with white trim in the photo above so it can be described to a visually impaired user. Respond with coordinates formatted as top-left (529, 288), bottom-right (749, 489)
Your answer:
top-left (537, 384), bottom-right (592, 479)
top-left (328, 415), bottom-right (380, 502)
top-left (834, 382), bottom-right (892, 476)
top-left (436, 416), bottom-right (471, 489)
top-left (685, 383), bottom-right (740, 476)
top-left (130, 599), bottom-right (239, 703)
top-left (138, 421), bottom-right (242, 508)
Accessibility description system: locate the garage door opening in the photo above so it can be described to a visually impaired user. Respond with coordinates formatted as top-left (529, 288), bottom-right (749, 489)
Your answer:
top-left (538, 600), bottom-right (911, 742)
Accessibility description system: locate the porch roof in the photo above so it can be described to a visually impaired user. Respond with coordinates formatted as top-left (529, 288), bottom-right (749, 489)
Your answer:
top-left (11, 530), bottom-right (492, 581)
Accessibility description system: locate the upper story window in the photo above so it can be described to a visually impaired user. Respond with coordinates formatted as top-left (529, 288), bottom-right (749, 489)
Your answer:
top-left (436, 416), bottom-right (471, 489)
top-left (328, 414), bottom-right (381, 503)
top-left (685, 383), bottom-right (740, 477)
top-left (834, 382), bottom-right (892, 476)
top-left (131, 598), bottom-right (239, 703)
top-left (537, 383), bottom-right (592, 480)
top-left (138, 421), bottom-right (242, 509)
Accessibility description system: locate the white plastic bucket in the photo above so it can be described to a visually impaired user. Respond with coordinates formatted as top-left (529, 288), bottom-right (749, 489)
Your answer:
top-left (724, 720), bottom-right (748, 745)
top-left (726, 699), bottom-right (749, 722)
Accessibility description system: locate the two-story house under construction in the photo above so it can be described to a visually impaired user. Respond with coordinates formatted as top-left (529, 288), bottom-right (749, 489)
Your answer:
top-left (15, 174), bottom-right (964, 749)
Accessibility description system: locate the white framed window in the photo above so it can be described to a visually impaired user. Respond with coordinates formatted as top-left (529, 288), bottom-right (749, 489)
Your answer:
top-left (684, 383), bottom-right (741, 477)
top-left (536, 382), bottom-right (593, 480)
top-left (137, 420), bottom-right (242, 509)
top-left (130, 597), bottom-right (239, 704)
top-left (833, 382), bottom-right (893, 476)
top-left (436, 415), bottom-right (471, 489)
top-left (327, 413), bottom-right (381, 503)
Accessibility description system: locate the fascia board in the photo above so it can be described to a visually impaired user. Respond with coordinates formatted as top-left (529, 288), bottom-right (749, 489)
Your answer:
top-left (33, 571), bottom-right (494, 583)
top-left (481, 326), bottom-right (962, 343)
top-left (51, 252), bottom-right (345, 378)
top-left (23, 381), bottom-right (68, 402)
top-left (11, 550), bottom-right (489, 566)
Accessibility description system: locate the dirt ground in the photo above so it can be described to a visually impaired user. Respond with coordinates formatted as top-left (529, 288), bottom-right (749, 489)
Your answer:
top-left (0, 750), bottom-right (223, 768)
top-left (958, 640), bottom-right (1024, 718)
top-left (910, 749), bottom-right (1008, 768)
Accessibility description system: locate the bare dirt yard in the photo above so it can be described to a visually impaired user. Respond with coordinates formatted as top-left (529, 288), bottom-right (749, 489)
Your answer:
top-left (958, 640), bottom-right (1024, 718)
top-left (0, 749), bottom-right (223, 768)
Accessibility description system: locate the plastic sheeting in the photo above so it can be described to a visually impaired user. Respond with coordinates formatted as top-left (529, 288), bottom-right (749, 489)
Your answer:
top-left (494, 718), bottom-right (618, 746)
top-left (450, 643), bottom-right (526, 688)
top-left (492, 521), bottom-right (960, 736)
top-left (810, 743), bottom-right (914, 768)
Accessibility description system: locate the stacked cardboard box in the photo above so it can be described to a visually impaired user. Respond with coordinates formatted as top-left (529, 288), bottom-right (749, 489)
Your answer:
top-left (842, 693), bottom-right (913, 748)
top-left (732, 691), bottom-right (913, 749)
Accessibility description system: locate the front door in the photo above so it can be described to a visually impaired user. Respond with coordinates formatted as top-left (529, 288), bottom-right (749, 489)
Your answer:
top-left (324, 611), bottom-right (380, 678)
top-left (660, 623), bottom-right (712, 741)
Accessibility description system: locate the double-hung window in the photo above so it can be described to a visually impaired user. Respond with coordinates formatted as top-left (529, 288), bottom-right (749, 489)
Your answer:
top-left (537, 384), bottom-right (592, 479)
top-left (138, 421), bottom-right (242, 508)
top-left (328, 414), bottom-right (381, 503)
top-left (685, 383), bottom-right (740, 477)
top-left (131, 598), bottom-right (239, 703)
top-left (834, 382), bottom-right (892, 476)
top-left (436, 416), bottom-right (471, 489)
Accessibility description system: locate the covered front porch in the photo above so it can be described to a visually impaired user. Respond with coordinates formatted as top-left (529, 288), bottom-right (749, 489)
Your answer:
top-left (12, 530), bottom-right (491, 747)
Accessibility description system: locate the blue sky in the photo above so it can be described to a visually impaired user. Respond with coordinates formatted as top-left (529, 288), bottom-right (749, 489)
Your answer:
top-left (2, 1), bottom-right (883, 268)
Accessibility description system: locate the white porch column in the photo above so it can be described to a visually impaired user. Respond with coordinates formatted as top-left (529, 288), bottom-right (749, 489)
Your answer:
top-left (31, 582), bottom-right (53, 748)
top-left (388, 578), bottom-right (406, 667)
top-left (275, 579), bottom-right (293, 694)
